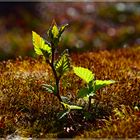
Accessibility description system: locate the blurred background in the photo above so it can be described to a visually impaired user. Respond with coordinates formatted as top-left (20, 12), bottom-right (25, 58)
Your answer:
top-left (0, 2), bottom-right (140, 60)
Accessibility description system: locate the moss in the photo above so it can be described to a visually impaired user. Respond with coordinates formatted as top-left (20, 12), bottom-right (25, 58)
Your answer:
top-left (0, 47), bottom-right (140, 138)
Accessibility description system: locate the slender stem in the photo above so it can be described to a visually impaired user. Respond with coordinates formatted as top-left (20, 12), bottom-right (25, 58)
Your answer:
top-left (47, 43), bottom-right (64, 108)
top-left (51, 47), bottom-right (55, 66)
top-left (51, 64), bottom-right (62, 102)
top-left (88, 96), bottom-right (92, 111)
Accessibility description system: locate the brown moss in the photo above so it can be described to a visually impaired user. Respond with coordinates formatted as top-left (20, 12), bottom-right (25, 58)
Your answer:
top-left (0, 47), bottom-right (140, 138)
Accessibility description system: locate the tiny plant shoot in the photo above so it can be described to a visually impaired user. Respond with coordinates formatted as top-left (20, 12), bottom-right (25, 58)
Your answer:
top-left (32, 20), bottom-right (82, 118)
top-left (32, 20), bottom-right (70, 103)
top-left (73, 66), bottom-right (115, 111)
top-left (32, 20), bottom-right (115, 119)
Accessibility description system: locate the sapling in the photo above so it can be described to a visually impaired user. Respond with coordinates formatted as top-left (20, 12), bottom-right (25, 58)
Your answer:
top-left (32, 20), bottom-right (115, 119)
top-left (32, 20), bottom-right (82, 117)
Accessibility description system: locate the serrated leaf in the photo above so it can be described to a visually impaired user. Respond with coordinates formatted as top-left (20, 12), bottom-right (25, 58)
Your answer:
top-left (61, 102), bottom-right (82, 110)
top-left (47, 22), bottom-right (68, 47)
top-left (32, 31), bottom-right (51, 56)
top-left (42, 84), bottom-right (56, 95)
top-left (59, 24), bottom-right (68, 37)
top-left (52, 25), bottom-right (59, 38)
top-left (40, 48), bottom-right (51, 58)
top-left (95, 80), bottom-right (115, 91)
top-left (55, 49), bottom-right (70, 77)
top-left (73, 67), bottom-right (94, 83)
top-left (60, 24), bottom-right (68, 33)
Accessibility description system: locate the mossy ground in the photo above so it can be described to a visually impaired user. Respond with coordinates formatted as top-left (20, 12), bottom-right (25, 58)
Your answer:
top-left (0, 46), bottom-right (140, 138)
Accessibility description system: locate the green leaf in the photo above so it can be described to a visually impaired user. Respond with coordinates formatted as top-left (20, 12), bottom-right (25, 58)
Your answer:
top-left (77, 87), bottom-right (89, 98)
top-left (32, 31), bottom-right (51, 56)
top-left (58, 110), bottom-right (70, 120)
top-left (42, 84), bottom-right (56, 95)
top-left (87, 80), bottom-right (96, 97)
top-left (95, 80), bottom-right (115, 91)
top-left (47, 22), bottom-right (68, 47)
top-left (69, 105), bottom-right (83, 110)
top-left (61, 102), bottom-right (82, 110)
top-left (73, 67), bottom-right (94, 83)
top-left (78, 87), bottom-right (95, 99)
top-left (51, 25), bottom-right (59, 38)
top-left (55, 49), bottom-right (71, 77)
top-left (47, 24), bottom-right (59, 46)
top-left (40, 48), bottom-right (51, 58)
top-left (88, 80), bottom-right (94, 93)
top-left (59, 24), bottom-right (68, 37)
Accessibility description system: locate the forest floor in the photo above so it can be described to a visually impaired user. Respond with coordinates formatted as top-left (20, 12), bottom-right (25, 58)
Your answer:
top-left (0, 46), bottom-right (140, 138)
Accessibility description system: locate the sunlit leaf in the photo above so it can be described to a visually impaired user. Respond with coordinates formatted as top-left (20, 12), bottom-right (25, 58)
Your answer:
top-left (59, 24), bottom-right (68, 37)
top-left (55, 49), bottom-right (71, 77)
top-left (32, 31), bottom-right (51, 57)
top-left (47, 21), bottom-right (68, 47)
top-left (51, 25), bottom-right (59, 38)
top-left (95, 80), bottom-right (115, 91)
top-left (73, 67), bottom-right (94, 83)
top-left (69, 104), bottom-right (83, 110)
top-left (61, 102), bottom-right (82, 110)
